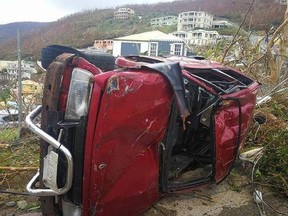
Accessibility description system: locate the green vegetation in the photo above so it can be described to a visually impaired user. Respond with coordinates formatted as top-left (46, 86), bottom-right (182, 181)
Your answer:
top-left (0, 130), bottom-right (40, 214)
top-left (212, 26), bottom-right (247, 36)
top-left (0, 129), bottom-right (39, 173)
top-left (0, 128), bottom-right (18, 143)
top-left (0, 88), bottom-right (10, 105)
top-left (246, 93), bottom-right (288, 197)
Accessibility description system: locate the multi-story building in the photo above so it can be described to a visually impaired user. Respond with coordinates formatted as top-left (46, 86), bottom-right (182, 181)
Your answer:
top-left (188, 29), bottom-right (219, 46)
top-left (150, 16), bottom-right (178, 27)
top-left (171, 31), bottom-right (188, 40)
top-left (5, 61), bottom-right (36, 80)
top-left (212, 19), bottom-right (232, 28)
top-left (94, 40), bottom-right (113, 52)
top-left (114, 8), bottom-right (135, 19)
top-left (177, 11), bottom-right (213, 31)
top-left (171, 29), bottom-right (219, 46)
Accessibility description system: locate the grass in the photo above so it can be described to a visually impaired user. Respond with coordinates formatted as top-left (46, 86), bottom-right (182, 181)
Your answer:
top-left (0, 129), bottom-right (40, 214)
top-left (0, 128), bottom-right (18, 144)
top-left (245, 92), bottom-right (288, 197)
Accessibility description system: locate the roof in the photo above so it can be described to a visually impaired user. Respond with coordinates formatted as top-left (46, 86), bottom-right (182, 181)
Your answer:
top-left (22, 80), bottom-right (40, 85)
top-left (114, 30), bottom-right (184, 42)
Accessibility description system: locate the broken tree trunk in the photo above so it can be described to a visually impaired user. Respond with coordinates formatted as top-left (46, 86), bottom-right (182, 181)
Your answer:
top-left (267, 2), bottom-right (288, 83)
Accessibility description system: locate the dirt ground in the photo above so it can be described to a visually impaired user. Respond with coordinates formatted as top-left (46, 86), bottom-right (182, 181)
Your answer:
top-left (143, 175), bottom-right (288, 216)
top-left (1, 164), bottom-right (288, 216)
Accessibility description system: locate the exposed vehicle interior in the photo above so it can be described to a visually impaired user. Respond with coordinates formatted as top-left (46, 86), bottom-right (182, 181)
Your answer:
top-left (161, 77), bottom-right (216, 190)
top-left (115, 55), bottom-right (255, 191)
top-left (160, 66), bottom-right (254, 191)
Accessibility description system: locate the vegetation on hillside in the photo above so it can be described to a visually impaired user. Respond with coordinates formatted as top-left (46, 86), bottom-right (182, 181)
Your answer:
top-left (0, 0), bottom-right (286, 60)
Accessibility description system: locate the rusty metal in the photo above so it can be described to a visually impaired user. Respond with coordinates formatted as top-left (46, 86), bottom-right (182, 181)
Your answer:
top-left (39, 53), bottom-right (75, 215)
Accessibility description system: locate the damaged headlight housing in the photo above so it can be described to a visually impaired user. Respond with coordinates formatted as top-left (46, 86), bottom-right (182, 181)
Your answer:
top-left (65, 67), bottom-right (93, 120)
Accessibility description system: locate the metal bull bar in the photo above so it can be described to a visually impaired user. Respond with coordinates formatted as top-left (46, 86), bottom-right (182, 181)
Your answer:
top-left (25, 105), bottom-right (73, 196)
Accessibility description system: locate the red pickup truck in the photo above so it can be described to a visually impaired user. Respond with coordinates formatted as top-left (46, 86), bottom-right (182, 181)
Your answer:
top-left (26, 46), bottom-right (259, 216)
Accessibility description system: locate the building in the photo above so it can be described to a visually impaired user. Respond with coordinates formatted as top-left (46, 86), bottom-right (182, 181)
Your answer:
top-left (0, 61), bottom-right (12, 81)
top-left (212, 20), bottom-right (232, 28)
top-left (171, 31), bottom-right (188, 40)
top-left (150, 16), bottom-right (178, 27)
top-left (2, 61), bottom-right (36, 80)
top-left (177, 11), bottom-right (213, 31)
top-left (22, 80), bottom-right (43, 95)
top-left (188, 29), bottom-right (219, 46)
top-left (94, 40), bottom-right (113, 52)
top-left (171, 29), bottom-right (219, 46)
top-left (10, 80), bottom-right (43, 111)
top-left (113, 30), bottom-right (188, 57)
top-left (114, 8), bottom-right (135, 19)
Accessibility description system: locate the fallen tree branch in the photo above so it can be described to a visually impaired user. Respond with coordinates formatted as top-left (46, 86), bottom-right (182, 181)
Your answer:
top-left (0, 167), bottom-right (38, 171)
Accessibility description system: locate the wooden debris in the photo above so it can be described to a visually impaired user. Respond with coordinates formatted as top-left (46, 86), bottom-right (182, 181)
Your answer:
top-left (0, 167), bottom-right (38, 171)
top-left (0, 144), bottom-right (9, 148)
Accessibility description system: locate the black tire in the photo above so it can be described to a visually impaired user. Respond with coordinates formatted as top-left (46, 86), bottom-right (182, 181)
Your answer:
top-left (41, 45), bottom-right (115, 71)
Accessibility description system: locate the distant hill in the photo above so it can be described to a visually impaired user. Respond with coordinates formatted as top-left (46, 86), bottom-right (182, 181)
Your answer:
top-left (0, 0), bottom-right (286, 60)
top-left (0, 22), bottom-right (49, 42)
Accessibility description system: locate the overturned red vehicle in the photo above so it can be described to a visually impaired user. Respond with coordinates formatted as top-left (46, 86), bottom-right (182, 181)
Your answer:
top-left (26, 46), bottom-right (259, 216)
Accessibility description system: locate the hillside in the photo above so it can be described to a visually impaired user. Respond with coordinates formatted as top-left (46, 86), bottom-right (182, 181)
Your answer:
top-left (0, 22), bottom-right (48, 43)
top-left (0, 0), bottom-right (286, 60)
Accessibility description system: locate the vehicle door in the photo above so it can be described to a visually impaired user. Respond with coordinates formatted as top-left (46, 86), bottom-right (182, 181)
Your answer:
top-left (83, 70), bottom-right (174, 216)
top-left (213, 86), bottom-right (258, 182)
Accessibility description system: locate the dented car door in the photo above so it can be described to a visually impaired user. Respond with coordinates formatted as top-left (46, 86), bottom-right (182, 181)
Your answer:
top-left (82, 70), bottom-right (174, 215)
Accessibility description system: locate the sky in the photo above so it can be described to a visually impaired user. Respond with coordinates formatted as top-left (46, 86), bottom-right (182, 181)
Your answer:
top-left (0, 0), bottom-right (173, 25)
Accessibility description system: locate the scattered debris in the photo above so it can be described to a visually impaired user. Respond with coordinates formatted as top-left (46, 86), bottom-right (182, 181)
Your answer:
top-left (5, 201), bottom-right (16, 207)
top-left (17, 200), bottom-right (28, 210)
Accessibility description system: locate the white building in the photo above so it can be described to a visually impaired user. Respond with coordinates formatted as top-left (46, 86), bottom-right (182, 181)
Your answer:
top-left (177, 11), bottom-right (213, 31)
top-left (3, 61), bottom-right (36, 80)
top-left (114, 8), bottom-right (135, 19)
top-left (171, 29), bottom-right (219, 46)
top-left (188, 29), bottom-right (219, 46)
top-left (212, 20), bottom-right (232, 28)
top-left (171, 31), bottom-right (188, 40)
top-left (150, 16), bottom-right (178, 27)
top-left (113, 30), bottom-right (188, 57)
top-left (93, 40), bottom-right (113, 52)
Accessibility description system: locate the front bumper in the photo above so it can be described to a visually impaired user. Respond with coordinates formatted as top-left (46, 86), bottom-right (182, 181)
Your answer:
top-left (25, 105), bottom-right (73, 196)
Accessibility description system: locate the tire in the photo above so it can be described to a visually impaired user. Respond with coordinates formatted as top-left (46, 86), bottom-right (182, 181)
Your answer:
top-left (41, 45), bottom-right (115, 71)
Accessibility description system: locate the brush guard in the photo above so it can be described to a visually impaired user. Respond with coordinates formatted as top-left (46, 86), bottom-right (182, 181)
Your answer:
top-left (25, 105), bottom-right (73, 196)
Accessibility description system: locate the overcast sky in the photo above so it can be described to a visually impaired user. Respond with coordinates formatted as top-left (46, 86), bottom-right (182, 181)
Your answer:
top-left (0, 0), bottom-right (173, 25)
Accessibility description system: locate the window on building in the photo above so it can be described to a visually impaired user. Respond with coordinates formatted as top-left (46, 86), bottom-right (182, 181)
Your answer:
top-left (149, 42), bottom-right (158, 56)
top-left (172, 43), bottom-right (183, 56)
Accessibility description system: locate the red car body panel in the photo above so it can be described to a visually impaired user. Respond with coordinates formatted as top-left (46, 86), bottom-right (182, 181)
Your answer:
top-left (213, 84), bottom-right (258, 182)
top-left (83, 71), bottom-right (173, 215)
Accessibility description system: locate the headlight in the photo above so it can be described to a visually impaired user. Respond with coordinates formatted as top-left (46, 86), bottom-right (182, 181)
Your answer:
top-left (65, 67), bottom-right (93, 120)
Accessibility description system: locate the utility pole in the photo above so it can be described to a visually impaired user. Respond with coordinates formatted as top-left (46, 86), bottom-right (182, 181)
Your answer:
top-left (17, 28), bottom-right (23, 138)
